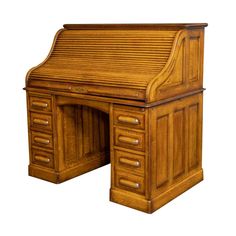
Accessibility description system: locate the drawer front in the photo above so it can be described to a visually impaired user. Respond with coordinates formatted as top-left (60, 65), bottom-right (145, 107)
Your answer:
top-left (28, 80), bottom-right (146, 100)
top-left (114, 109), bottom-right (145, 130)
top-left (115, 150), bottom-right (144, 175)
top-left (32, 149), bottom-right (54, 168)
top-left (31, 131), bottom-right (53, 149)
top-left (30, 112), bottom-right (53, 131)
top-left (115, 171), bottom-right (145, 195)
top-left (29, 96), bottom-right (52, 112)
top-left (114, 128), bottom-right (145, 152)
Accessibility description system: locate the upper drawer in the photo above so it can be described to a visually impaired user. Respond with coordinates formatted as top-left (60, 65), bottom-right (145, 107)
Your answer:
top-left (114, 109), bottom-right (145, 130)
top-left (30, 112), bottom-right (53, 131)
top-left (29, 95), bottom-right (52, 112)
top-left (28, 80), bottom-right (146, 101)
top-left (114, 127), bottom-right (145, 152)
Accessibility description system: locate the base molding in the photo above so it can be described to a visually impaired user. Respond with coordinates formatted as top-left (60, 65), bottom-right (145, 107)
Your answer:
top-left (29, 156), bottom-right (109, 183)
top-left (110, 169), bottom-right (203, 213)
top-left (110, 189), bottom-right (152, 213)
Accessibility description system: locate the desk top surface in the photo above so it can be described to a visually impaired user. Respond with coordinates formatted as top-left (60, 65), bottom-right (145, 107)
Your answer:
top-left (63, 23), bottom-right (208, 30)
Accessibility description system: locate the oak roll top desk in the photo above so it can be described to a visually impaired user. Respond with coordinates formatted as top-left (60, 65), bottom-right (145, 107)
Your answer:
top-left (25, 23), bottom-right (207, 213)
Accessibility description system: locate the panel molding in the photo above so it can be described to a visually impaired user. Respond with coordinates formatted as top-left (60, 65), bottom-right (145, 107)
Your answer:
top-left (150, 93), bottom-right (202, 198)
top-left (188, 104), bottom-right (199, 170)
top-left (189, 36), bottom-right (200, 82)
top-left (156, 115), bottom-right (169, 188)
top-left (173, 108), bottom-right (185, 179)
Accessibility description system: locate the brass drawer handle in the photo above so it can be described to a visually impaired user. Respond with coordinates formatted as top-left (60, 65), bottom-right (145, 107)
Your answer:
top-left (119, 178), bottom-right (140, 189)
top-left (117, 115), bottom-right (139, 125)
top-left (70, 86), bottom-right (88, 93)
top-left (34, 136), bottom-right (50, 145)
top-left (32, 101), bottom-right (48, 108)
top-left (118, 136), bottom-right (139, 145)
top-left (119, 157), bottom-right (140, 167)
top-left (34, 155), bottom-right (50, 163)
top-left (33, 118), bottom-right (49, 126)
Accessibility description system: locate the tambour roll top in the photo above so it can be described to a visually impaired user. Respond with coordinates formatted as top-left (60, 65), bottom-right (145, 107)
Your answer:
top-left (26, 24), bottom-right (207, 103)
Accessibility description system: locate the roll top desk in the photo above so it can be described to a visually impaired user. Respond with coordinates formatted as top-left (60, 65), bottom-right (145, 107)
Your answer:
top-left (25, 23), bottom-right (207, 213)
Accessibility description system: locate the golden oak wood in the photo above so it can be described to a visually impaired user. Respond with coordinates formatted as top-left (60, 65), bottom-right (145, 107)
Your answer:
top-left (25, 23), bottom-right (207, 213)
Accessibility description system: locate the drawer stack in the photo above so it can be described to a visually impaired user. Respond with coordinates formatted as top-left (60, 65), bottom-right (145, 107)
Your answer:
top-left (27, 93), bottom-right (54, 169)
top-left (113, 106), bottom-right (146, 196)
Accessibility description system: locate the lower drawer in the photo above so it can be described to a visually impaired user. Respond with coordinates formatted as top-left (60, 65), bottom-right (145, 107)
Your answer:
top-left (31, 148), bottom-right (54, 169)
top-left (114, 149), bottom-right (144, 175)
top-left (115, 171), bottom-right (145, 195)
top-left (31, 131), bottom-right (53, 149)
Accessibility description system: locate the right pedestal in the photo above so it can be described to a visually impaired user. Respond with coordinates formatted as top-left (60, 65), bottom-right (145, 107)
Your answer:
top-left (110, 93), bottom-right (203, 213)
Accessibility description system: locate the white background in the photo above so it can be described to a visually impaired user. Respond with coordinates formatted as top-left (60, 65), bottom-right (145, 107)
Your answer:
top-left (0, 0), bottom-right (235, 235)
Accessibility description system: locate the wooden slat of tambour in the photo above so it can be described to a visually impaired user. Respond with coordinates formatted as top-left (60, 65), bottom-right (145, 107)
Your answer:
top-left (51, 52), bottom-right (171, 59)
top-left (43, 60), bottom-right (167, 70)
top-left (43, 62), bottom-right (165, 71)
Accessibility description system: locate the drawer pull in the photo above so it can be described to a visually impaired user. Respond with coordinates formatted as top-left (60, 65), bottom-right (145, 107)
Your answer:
top-left (32, 101), bottom-right (48, 108)
top-left (34, 137), bottom-right (50, 145)
top-left (33, 118), bottom-right (49, 126)
top-left (119, 178), bottom-right (140, 189)
top-left (119, 157), bottom-right (140, 167)
top-left (34, 155), bottom-right (50, 163)
top-left (117, 115), bottom-right (139, 125)
top-left (118, 136), bottom-right (139, 145)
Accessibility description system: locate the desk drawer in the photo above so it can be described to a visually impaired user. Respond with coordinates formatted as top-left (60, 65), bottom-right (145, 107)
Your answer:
top-left (32, 148), bottom-right (54, 169)
top-left (114, 128), bottom-right (145, 152)
top-left (30, 112), bottom-right (53, 131)
top-left (115, 171), bottom-right (145, 195)
top-left (114, 109), bottom-right (145, 130)
top-left (31, 131), bottom-right (53, 149)
top-left (115, 150), bottom-right (144, 175)
top-left (29, 95), bottom-right (52, 112)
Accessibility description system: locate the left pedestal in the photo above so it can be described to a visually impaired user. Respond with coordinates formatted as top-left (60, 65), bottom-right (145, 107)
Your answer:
top-left (27, 92), bottom-right (110, 183)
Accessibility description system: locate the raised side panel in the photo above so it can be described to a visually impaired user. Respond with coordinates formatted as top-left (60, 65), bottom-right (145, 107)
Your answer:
top-left (189, 36), bottom-right (200, 82)
top-left (173, 109), bottom-right (185, 179)
top-left (188, 104), bottom-right (200, 170)
top-left (147, 29), bottom-right (205, 102)
top-left (160, 39), bottom-right (185, 89)
top-left (156, 115), bottom-right (169, 187)
top-left (149, 93), bottom-right (203, 197)
top-left (62, 106), bottom-right (78, 166)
